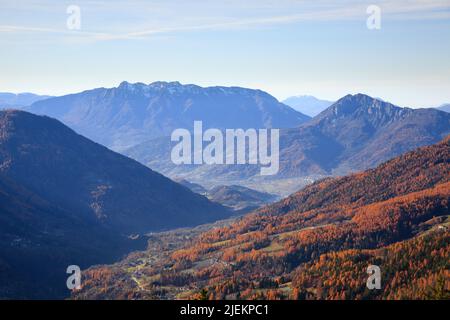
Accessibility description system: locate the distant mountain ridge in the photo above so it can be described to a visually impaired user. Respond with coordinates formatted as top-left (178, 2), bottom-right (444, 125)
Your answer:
top-left (124, 94), bottom-right (450, 188)
top-left (282, 95), bottom-right (333, 117)
top-left (27, 81), bottom-right (310, 151)
top-left (0, 92), bottom-right (51, 109)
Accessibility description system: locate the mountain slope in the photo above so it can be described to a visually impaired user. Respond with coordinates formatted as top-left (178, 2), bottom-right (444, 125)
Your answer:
top-left (27, 81), bottom-right (310, 151)
top-left (0, 110), bottom-right (230, 234)
top-left (0, 174), bottom-right (141, 299)
top-left (72, 136), bottom-right (450, 300)
top-left (282, 95), bottom-right (333, 117)
top-left (175, 179), bottom-right (208, 195)
top-left (437, 103), bottom-right (450, 113)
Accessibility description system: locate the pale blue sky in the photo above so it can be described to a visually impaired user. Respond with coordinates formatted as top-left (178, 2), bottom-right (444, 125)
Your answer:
top-left (1, 0), bottom-right (450, 107)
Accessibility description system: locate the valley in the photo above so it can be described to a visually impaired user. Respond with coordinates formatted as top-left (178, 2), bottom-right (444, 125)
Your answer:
top-left (72, 136), bottom-right (450, 300)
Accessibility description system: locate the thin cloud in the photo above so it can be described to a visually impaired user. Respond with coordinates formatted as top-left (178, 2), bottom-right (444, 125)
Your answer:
top-left (1, 0), bottom-right (449, 42)
top-left (0, 25), bottom-right (108, 37)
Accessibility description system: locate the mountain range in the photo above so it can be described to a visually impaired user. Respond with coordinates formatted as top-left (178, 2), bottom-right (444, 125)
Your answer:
top-left (124, 94), bottom-right (450, 191)
top-left (0, 110), bottom-right (230, 298)
top-left (72, 135), bottom-right (450, 300)
top-left (27, 81), bottom-right (310, 151)
top-left (282, 95), bottom-right (333, 117)
top-left (19, 83), bottom-right (450, 193)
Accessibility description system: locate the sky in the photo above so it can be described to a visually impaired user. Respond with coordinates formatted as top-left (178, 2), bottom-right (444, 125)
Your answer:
top-left (1, 0), bottom-right (450, 108)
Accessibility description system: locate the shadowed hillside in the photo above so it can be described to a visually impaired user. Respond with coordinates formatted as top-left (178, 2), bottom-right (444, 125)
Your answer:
top-left (0, 110), bottom-right (231, 298)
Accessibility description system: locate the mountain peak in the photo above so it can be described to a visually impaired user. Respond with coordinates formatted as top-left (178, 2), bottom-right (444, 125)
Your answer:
top-left (317, 93), bottom-right (406, 120)
top-left (149, 80), bottom-right (182, 87)
top-left (118, 80), bottom-right (184, 90)
top-left (118, 80), bottom-right (146, 90)
top-left (116, 81), bottom-right (204, 97)
top-left (282, 95), bottom-right (333, 117)
top-left (335, 93), bottom-right (386, 106)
